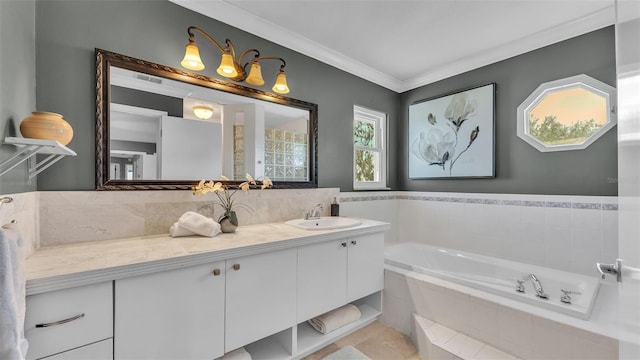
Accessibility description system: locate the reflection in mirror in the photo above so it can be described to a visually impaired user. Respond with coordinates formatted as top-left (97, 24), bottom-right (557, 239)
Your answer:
top-left (96, 49), bottom-right (318, 190)
top-left (517, 74), bottom-right (616, 152)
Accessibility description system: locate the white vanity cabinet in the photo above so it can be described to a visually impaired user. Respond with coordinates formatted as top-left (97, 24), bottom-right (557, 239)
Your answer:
top-left (24, 281), bottom-right (113, 360)
top-left (114, 261), bottom-right (226, 360)
top-left (297, 233), bottom-right (384, 322)
top-left (225, 248), bottom-right (297, 351)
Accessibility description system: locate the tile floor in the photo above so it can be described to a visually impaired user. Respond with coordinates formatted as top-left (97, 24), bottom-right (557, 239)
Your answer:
top-left (303, 321), bottom-right (421, 360)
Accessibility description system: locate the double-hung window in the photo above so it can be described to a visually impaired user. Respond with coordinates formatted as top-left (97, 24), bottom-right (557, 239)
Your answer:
top-left (353, 105), bottom-right (388, 190)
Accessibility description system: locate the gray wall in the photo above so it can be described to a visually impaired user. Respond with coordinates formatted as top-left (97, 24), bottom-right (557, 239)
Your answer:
top-left (398, 26), bottom-right (617, 196)
top-left (34, 0), bottom-right (399, 191)
top-left (0, 0), bottom-right (36, 194)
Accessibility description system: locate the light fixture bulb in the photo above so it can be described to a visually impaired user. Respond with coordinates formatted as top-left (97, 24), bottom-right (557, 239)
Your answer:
top-left (180, 42), bottom-right (205, 71)
top-left (245, 62), bottom-right (265, 86)
top-left (193, 105), bottom-right (214, 120)
top-left (217, 53), bottom-right (238, 78)
top-left (272, 70), bottom-right (290, 94)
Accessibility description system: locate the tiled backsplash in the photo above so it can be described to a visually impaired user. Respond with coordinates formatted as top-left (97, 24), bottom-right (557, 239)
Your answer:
top-left (37, 188), bottom-right (339, 246)
top-left (341, 192), bottom-right (617, 276)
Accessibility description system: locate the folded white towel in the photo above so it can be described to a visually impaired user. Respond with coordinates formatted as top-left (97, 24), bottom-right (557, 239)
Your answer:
top-left (0, 223), bottom-right (28, 360)
top-left (216, 347), bottom-right (251, 360)
top-left (169, 222), bottom-right (197, 237)
top-left (177, 211), bottom-right (221, 237)
top-left (308, 304), bottom-right (362, 335)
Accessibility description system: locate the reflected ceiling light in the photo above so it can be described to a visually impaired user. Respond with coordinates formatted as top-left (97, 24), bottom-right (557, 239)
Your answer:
top-left (192, 105), bottom-right (214, 120)
top-left (180, 26), bottom-right (290, 94)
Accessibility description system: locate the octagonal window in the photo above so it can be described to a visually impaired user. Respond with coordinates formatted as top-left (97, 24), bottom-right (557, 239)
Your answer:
top-left (517, 74), bottom-right (616, 152)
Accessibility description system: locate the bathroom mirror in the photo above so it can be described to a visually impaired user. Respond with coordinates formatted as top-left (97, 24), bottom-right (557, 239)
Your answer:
top-left (517, 74), bottom-right (616, 152)
top-left (96, 49), bottom-right (318, 190)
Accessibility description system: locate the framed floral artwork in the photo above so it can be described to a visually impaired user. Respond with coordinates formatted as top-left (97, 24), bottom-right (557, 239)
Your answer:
top-left (408, 83), bottom-right (496, 179)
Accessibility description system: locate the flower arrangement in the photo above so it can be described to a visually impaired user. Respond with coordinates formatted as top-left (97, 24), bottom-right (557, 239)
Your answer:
top-left (192, 174), bottom-right (272, 228)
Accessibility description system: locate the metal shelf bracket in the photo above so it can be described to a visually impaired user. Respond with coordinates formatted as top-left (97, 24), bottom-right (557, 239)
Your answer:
top-left (1, 137), bottom-right (77, 179)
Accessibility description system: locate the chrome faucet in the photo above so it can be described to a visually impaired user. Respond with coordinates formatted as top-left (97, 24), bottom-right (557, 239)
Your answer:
top-left (528, 274), bottom-right (548, 299)
top-left (305, 204), bottom-right (323, 220)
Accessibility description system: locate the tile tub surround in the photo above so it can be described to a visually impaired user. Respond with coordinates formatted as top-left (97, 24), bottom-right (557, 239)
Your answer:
top-left (385, 267), bottom-right (618, 360)
top-left (341, 191), bottom-right (618, 276)
top-left (38, 188), bottom-right (339, 246)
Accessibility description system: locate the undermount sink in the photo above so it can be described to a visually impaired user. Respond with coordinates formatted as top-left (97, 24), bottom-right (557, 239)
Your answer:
top-left (285, 217), bottom-right (362, 230)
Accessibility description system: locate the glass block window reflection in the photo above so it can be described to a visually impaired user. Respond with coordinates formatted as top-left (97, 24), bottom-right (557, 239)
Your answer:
top-left (233, 125), bottom-right (244, 180)
top-left (264, 128), bottom-right (307, 181)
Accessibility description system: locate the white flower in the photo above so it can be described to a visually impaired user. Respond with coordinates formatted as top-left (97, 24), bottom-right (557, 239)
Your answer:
top-left (412, 128), bottom-right (456, 170)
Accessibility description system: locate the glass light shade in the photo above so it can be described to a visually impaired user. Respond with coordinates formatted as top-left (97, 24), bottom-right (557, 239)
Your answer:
top-left (180, 43), bottom-right (205, 71)
top-left (245, 62), bottom-right (265, 86)
top-left (193, 105), bottom-right (214, 120)
top-left (216, 53), bottom-right (238, 78)
top-left (272, 71), bottom-right (290, 94)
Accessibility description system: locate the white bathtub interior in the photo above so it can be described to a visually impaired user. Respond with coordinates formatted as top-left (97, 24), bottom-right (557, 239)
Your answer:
top-left (385, 242), bottom-right (599, 320)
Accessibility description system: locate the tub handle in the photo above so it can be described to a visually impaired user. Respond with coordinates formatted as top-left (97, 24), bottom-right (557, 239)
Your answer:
top-left (560, 289), bottom-right (581, 304)
top-left (515, 279), bottom-right (525, 293)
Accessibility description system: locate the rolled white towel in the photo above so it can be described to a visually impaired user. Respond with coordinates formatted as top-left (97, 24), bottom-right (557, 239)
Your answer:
top-left (169, 222), bottom-right (197, 237)
top-left (216, 347), bottom-right (251, 360)
top-left (177, 211), bottom-right (221, 237)
top-left (308, 304), bottom-right (362, 335)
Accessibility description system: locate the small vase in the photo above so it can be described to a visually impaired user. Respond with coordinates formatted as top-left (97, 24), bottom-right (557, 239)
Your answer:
top-left (20, 111), bottom-right (74, 145)
top-left (218, 213), bottom-right (238, 233)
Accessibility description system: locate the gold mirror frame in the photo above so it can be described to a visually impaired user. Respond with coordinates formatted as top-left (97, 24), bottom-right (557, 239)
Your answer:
top-left (95, 49), bottom-right (318, 190)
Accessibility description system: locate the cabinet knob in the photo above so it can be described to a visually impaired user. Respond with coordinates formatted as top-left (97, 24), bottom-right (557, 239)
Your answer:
top-left (212, 269), bottom-right (221, 276)
top-left (233, 264), bottom-right (240, 271)
top-left (351, 240), bottom-right (357, 245)
top-left (341, 242), bottom-right (347, 248)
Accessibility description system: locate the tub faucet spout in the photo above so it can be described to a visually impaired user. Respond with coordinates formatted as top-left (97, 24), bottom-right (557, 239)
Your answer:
top-left (528, 274), bottom-right (548, 299)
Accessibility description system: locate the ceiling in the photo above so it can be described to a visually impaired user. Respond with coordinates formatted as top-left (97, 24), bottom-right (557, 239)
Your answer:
top-left (169, 0), bottom-right (615, 93)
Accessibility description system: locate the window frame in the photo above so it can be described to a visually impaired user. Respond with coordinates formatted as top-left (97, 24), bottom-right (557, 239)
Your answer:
top-left (353, 105), bottom-right (388, 190)
top-left (516, 74), bottom-right (617, 152)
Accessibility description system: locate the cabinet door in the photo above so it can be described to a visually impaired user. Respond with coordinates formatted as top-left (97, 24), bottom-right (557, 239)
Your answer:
top-left (43, 338), bottom-right (112, 360)
top-left (225, 248), bottom-right (297, 351)
top-left (347, 233), bottom-right (385, 302)
top-left (297, 240), bottom-right (347, 321)
top-left (114, 261), bottom-right (225, 360)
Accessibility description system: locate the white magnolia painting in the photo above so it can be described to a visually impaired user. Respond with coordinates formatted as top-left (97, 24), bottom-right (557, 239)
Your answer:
top-left (409, 83), bottom-right (495, 179)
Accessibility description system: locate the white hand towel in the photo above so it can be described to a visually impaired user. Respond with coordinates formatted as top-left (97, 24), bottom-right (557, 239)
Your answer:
top-left (0, 223), bottom-right (28, 360)
top-left (308, 304), bottom-right (362, 335)
top-left (216, 347), bottom-right (252, 360)
top-left (178, 211), bottom-right (221, 237)
top-left (169, 222), bottom-right (197, 237)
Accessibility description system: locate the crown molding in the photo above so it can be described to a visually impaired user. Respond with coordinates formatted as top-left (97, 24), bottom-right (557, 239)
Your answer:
top-left (170, 0), bottom-right (614, 93)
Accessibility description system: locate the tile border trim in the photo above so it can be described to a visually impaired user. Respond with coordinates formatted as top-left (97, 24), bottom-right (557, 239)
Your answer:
top-left (339, 193), bottom-right (617, 210)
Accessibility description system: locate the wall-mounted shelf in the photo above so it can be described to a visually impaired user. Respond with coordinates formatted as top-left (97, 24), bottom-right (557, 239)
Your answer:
top-left (1, 137), bottom-right (77, 179)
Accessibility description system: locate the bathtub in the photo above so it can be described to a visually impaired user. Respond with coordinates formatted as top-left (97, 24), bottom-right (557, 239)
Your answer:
top-left (384, 242), bottom-right (600, 320)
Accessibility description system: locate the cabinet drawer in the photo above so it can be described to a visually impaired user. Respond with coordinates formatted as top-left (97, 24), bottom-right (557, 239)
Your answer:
top-left (41, 339), bottom-right (113, 360)
top-left (25, 282), bottom-right (113, 360)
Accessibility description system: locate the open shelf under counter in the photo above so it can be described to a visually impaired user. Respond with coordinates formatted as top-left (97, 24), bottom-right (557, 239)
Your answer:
top-left (295, 299), bottom-right (381, 359)
top-left (245, 327), bottom-right (294, 360)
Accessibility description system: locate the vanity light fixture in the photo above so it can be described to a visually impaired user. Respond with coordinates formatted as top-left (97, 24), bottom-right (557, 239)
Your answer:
top-left (180, 26), bottom-right (290, 94)
top-left (192, 105), bottom-right (214, 120)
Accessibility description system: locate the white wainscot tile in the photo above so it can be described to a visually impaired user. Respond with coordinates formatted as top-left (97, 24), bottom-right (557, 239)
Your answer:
top-left (382, 291), bottom-right (411, 335)
top-left (520, 204), bottom-right (545, 225)
top-left (572, 208), bottom-right (602, 231)
top-left (384, 270), bottom-right (408, 299)
top-left (442, 288), bottom-right (470, 335)
top-left (518, 222), bottom-right (546, 266)
top-left (601, 210), bottom-right (618, 262)
top-left (531, 316), bottom-right (573, 360)
top-left (571, 227), bottom-right (603, 276)
top-left (498, 305), bottom-right (532, 359)
top-left (467, 295), bottom-right (499, 348)
top-left (572, 328), bottom-right (618, 360)
top-left (545, 206), bottom-right (572, 228)
top-left (544, 225), bottom-right (572, 272)
top-left (406, 278), bottom-right (446, 324)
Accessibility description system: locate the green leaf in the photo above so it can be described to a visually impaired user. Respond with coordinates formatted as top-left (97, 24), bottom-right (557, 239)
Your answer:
top-left (228, 210), bottom-right (238, 226)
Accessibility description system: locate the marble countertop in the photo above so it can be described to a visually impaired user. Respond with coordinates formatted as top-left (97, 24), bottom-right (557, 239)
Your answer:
top-left (26, 218), bottom-right (389, 295)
